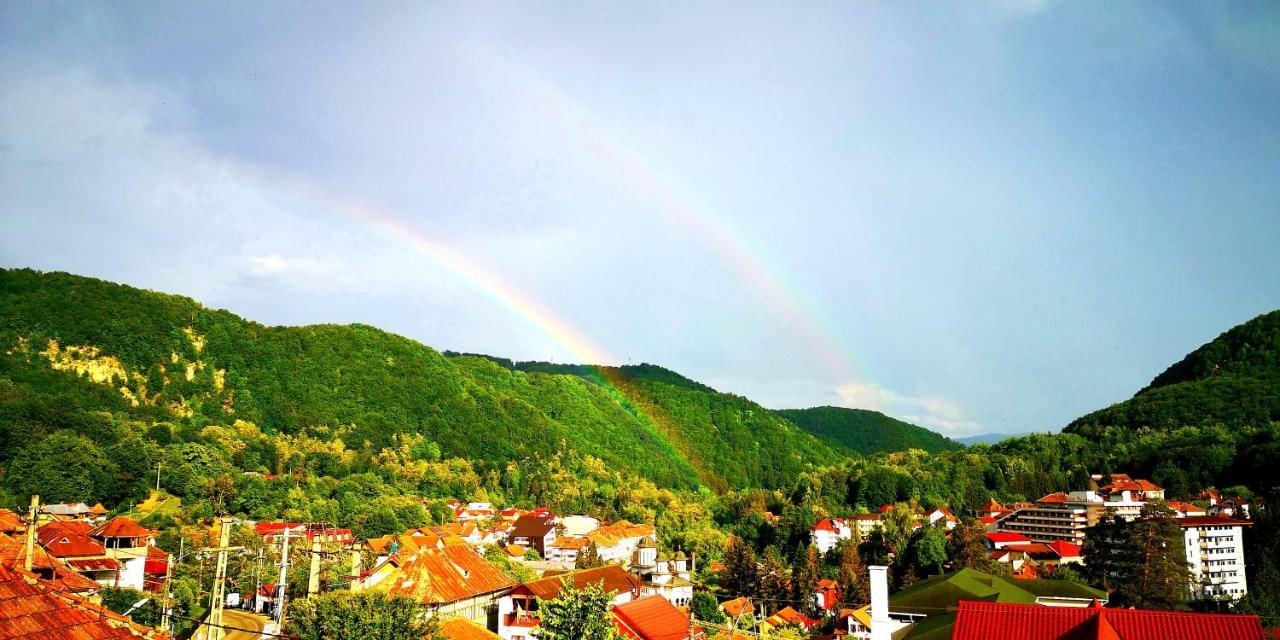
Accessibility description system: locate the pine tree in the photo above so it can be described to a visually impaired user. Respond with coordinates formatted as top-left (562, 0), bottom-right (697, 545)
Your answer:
top-left (836, 538), bottom-right (870, 607)
top-left (791, 545), bottom-right (822, 616)
top-left (577, 541), bottom-right (603, 569)
top-left (723, 535), bottom-right (760, 599)
top-left (759, 546), bottom-right (790, 617)
top-left (1113, 501), bottom-right (1190, 610)
top-left (947, 518), bottom-right (991, 572)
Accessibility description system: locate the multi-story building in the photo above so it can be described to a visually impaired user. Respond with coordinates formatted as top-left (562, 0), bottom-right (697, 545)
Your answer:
top-left (996, 492), bottom-right (1103, 544)
top-left (810, 518), bottom-right (852, 554)
top-left (1180, 516), bottom-right (1251, 601)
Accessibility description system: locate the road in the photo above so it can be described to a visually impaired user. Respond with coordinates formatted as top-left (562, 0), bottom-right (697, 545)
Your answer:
top-left (219, 610), bottom-right (271, 640)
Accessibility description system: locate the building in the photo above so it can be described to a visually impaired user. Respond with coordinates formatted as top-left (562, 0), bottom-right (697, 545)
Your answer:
top-left (811, 518), bottom-right (852, 554)
top-left (950, 599), bottom-right (1265, 640)
top-left (760, 606), bottom-right (820, 634)
top-left (0, 564), bottom-right (170, 639)
top-left (1180, 516), bottom-right (1252, 601)
top-left (587, 521), bottom-right (657, 567)
top-left (375, 545), bottom-right (515, 627)
top-left (815, 578), bottom-right (841, 614)
top-left (509, 515), bottom-right (556, 557)
top-left (613, 594), bottom-right (704, 640)
top-left (91, 517), bottom-right (156, 591)
top-left (640, 551), bottom-right (693, 606)
top-left (546, 536), bottom-right (591, 566)
top-left (499, 565), bottom-right (642, 640)
top-left (850, 514), bottom-right (883, 539)
top-left (721, 596), bottom-right (754, 622)
top-left (996, 492), bottom-right (1103, 544)
top-left (441, 617), bottom-right (503, 640)
top-left (255, 521), bottom-right (354, 545)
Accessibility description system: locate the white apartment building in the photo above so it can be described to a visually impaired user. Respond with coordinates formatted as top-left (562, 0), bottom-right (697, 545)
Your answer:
top-left (1180, 516), bottom-right (1251, 601)
top-left (811, 518), bottom-right (852, 554)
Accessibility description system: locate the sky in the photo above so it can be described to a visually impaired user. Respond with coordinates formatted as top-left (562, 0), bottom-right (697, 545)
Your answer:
top-left (2, 2), bottom-right (1278, 436)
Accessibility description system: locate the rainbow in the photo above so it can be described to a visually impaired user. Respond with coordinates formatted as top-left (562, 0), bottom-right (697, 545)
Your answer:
top-left (459, 44), bottom-right (861, 383)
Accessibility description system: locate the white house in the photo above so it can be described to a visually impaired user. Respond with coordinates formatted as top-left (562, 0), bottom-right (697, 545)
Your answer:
top-left (811, 518), bottom-right (852, 554)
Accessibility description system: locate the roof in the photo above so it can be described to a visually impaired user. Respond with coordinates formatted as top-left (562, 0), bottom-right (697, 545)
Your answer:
top-left (439, 617), bottom-right (501, 640)
top-left (510, 515), bottom-right (556, 539)
top-left (986, 532), bottom-right (1032, 544)
top-left (37, 523), bottom-right (106, 558)
top-left (0, 564), bottom-right (168, 638)
top-left (891, 568), bottom-right (1104, 616)
top-left (1099, 478), bottom-right (1163, 494)
top-left (722, 596), bottom-right (754, 618)
top-left (0, 510), bottom-right (22, 535)
top-left (91, 517), bottom-right (153, 539)
top-left (378, 546), bottom-right (515, 604)
top-left (1037, 493), bottom-right (1071, 504)
top-left (613, 595), bottom-right (698, 640)
top-left (951, 600), bottom-right (1265, 640)
top-left (812, 518), bottom-right (844, 533)
top-left (1178, 516), bottom-right (1253, 528)
top-left (1048, 540), bottom-right (1083, 558)
top-left (515, 565), bottom-right (641, 601)
top-left (765, 606), bottom-right (819, 630)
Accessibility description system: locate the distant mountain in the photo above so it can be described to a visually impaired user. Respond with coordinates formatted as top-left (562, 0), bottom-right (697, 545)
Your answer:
top-left (0, 268), bottom-right (840, 493)
top-left (1067, 310), bottom-right (1280, 434)
top-left (775, 406), bottom-right (959, 456)
top-left (955, 432), bottom-right (1032, 446)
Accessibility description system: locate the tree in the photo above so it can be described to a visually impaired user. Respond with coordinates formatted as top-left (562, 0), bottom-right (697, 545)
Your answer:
top-left (1110, 502), bottom-right (1191, 610)
top-left (100, 586), bottom-right (161, 627)
top-left (722, 536), bottom-right (759, 598)
top-left (913, 525), bottom-right (948, 576)
top-left (287, 591), bottom-right (441, 640)
top-left (5, 431), bottom-right (117, 503)
top-left (791, 545), bottom-right (822, 616)
top-left (690, 590), bottom-right (725, 625)
top-left (948, 518), bottom-right (991, 572)
top-left (536, 583), bottom-right (618, 640)
top-left (758, 546), bottom-right (790, 617)
top-left (836, 538), bottom-right (869, 607)
top-left (577, 541), bottom-right (604, 569)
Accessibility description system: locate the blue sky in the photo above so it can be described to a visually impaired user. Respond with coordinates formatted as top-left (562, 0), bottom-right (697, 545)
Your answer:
top-left (2, 2), bottom-right (1278, 435)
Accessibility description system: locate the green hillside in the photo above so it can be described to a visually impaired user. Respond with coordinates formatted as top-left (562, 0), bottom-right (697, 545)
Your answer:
top-left (776, 406), bottom-right (959, 455)
top-left (0, 268), bottom-right (839, 498)
top-left (1067, 310), bottom-right (1280, 433)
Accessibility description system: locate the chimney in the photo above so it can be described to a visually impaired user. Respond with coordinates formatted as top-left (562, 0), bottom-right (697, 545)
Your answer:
top-left (869, 565), bottom-right (891, 640)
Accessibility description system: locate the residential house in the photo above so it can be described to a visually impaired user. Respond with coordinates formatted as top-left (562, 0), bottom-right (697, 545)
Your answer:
top-left (0, 532), bottom-right (99, 596)
top-left (1169, 501), bottom-right (1209, 518)
top-left (375, 545), bottom-right (515, 628)
top-left (36, 520), bottom-right (120, 587)
top-left (950, 599), bottom-right (1265, 640)
top-left (255, 521), bottom-right (353, 545)
top-left (815, 578), bottom-right (841, 614)
top-left (1181, 516), bottom-right (1252, 601)
top-left (91, 517), bottom-right (155, 591)
top-left (546, 536), bottom-right (590, 566)
top-left (850, 514), bottom-right (882, 539)
top-left (509, 515), bottom-right (556, 557)
top-left (811, 518), bottom-right (852, 554)
top-left (922, 508), bottom-right (959, 530)
top-left (499, 565), bottom-right (642, 640)
top-left (721, 596), bottom-right (754, 622)
top-left (0, 564), bottom-right (170, 638)
top-left (760, 606), bottom-right (820, 635)
top-left (587, 520), bottom-right (657, 567)
top-left (613, 594), bottom-right (704, 640)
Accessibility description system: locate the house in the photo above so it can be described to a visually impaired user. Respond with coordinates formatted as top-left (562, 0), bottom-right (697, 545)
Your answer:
top-left (1180, 516), bottom-right (1252, 601)
top-left (375, 545), bottom-right (515, 627)
top-left (984, 532), bottom-right (1032, 549)
top-left (587, 521), bottom-right (657, 567)
top-left (0, 532), bottom-right (100, 595)
top-left (850, 514), bottom-right (883, 539)
top-left (721, 596), bottom-right (754, 621)
top-left (811, 518), bottom-right (853, 554)
top-left (546, 536), bottom-right (591, 566)
top-left (760, 606), bottom-right (820, 634)
top-left (36, 520), bottom-right (120, 587)
top-left (613, 594), bottom-right (704, 640)
top-left (950, 599), bottom-right (1266, 640)
top-left (499, 565), bottom-right (642, 640)
top-left (91, 516), bottom-right (156, 591)
top-left (815, 578), bottom-right (841, 614)
top-left (509, 515), bottom-right (556, 557)
top-left (922, 508), bottom-right (959, 530)
top-left (1169, 500), bottom-right (1209, 517)
top-left (0, 564), bottom-right (170, 638)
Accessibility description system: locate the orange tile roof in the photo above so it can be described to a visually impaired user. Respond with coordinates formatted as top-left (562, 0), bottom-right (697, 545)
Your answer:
top-left (614, 595), bottom-right (698, 640)
top-left (380, 546), bottom-right (514, 604)
top-left (0, 564), bottom-right (167, 638)
top-left (515, 565), bottom-right (641, 601)
top-left (722, 596), bottom-right (754, 618)
top-left (37, 523), bottom-right (106, 558)
top-left (92, 517), bottom-right (153, 539)
top-left (439, 617), bottom-right (501, 640)
top-left (0, 510), bottom-right (22, 535)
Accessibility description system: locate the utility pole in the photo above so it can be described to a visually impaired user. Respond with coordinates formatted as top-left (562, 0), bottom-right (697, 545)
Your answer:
top-left (155, 462), bottom-right (162, 492)
top-left (276, 526), bottom-right (292, 630)
top-left (24, 495), bottom-right (39, 572)
top-left (253, 548), bottom-right (263, 614)
top-left (307, 537), bottom-right (322, 596)
top-left (202, 516), bottom-right (242, 640)
top-left (349, 542), bottom-right (362, 592)
top-left (160, 553), bottom-right (174, 633)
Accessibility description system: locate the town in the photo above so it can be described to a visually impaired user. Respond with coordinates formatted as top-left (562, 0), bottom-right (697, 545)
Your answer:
top-left (0, 471), bottom-right (1267, 639)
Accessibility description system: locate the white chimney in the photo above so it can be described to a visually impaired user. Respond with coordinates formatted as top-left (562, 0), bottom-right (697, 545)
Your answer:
top-left (870, 565), bottom-right (891, 640)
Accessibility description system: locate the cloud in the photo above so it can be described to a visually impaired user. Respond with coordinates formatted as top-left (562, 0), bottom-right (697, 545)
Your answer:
top-left (836, 380), bottom-right (980, 435)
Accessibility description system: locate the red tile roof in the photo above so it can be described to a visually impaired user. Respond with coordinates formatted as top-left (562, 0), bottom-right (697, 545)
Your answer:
top-left (951, 600), bottom-right (1265, 640)
top-left (439, 617), bottom-right (501, 640)
top-left (1048, 540), bottom-right (1083, 558)
top-left (613, 595), bottom-right (700, 640)
top-left (381, 546), bottom-right (514, 604)
top-left (1037, 493), bottom-right (1071, 504)
top-left (514, 565), bottom-right (641, 601)
top-left (91, 517), bottom-right (153, 540)
top-left (722, 596), bottom-right (754, 618)
top-left (37, 523), bottom-right (106, 558)
top-left (986, 532), bottom-right (1032, 544)
top-left (0, 564), bottom-right (168, 638)
top-left (0, 510), bottom-right (22, 535)
top-left (811, 519), bottom-right (841, 533)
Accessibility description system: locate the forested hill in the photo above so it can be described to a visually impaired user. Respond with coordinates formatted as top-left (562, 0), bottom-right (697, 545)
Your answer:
top-left (776, 406), bottom-right (959, 455)
top-left (1066, 310), bottom-right (1280, 434)
top-left (0, 268), bottom-right (841, 497)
